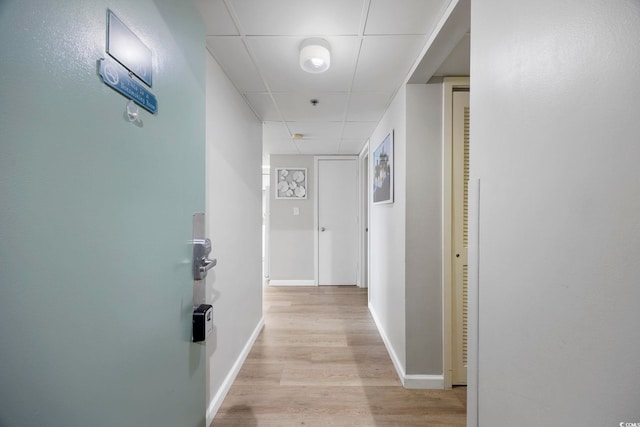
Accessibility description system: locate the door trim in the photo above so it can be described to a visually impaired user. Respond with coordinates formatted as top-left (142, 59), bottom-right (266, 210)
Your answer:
top-left (314, 156), bottom-right (360, 286)
top-left (358, 142), bottom-right (370, 289)
top-left (443, 77), bottom-right (470, 390)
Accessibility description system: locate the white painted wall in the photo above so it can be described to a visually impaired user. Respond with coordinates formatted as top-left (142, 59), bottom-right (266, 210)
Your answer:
top-left (368, 82), bottom-right (446, 385)
top-left (369, 86), bottom-right (407, 375)
top-left (268, 155), bottom-right (315, 282)
top-left (470, 0), bottom-right (640, 425)
top-left (205, 51), bottom-right (263, 420)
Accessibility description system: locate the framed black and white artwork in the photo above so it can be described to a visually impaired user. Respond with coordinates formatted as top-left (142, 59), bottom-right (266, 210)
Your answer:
top-left (373, 131), bottom-right (393, 205)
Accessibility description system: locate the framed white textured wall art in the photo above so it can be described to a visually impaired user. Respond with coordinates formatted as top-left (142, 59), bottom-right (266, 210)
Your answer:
top-left (275, 168), bottom-right (307, 199)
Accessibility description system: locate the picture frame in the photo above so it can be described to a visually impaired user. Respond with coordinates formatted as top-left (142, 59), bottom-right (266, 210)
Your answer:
top-left (372, 130), bottom-right (393, 205)
top-left (275, 168), bottom-right (307, 199)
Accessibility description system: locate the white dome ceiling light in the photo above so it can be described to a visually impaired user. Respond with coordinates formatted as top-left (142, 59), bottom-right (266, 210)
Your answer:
top-left (299, 38), bottom-right (331, 74)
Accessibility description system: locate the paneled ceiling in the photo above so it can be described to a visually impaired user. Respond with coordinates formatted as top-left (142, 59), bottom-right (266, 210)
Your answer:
top-left (195, 0), bottom-right (465, 161)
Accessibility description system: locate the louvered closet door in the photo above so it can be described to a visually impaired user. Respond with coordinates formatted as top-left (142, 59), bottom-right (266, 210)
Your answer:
top-left (452, 90), bottom-right (470, 385)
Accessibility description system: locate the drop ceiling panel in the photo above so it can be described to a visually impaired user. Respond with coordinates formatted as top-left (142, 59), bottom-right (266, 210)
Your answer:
top-left (245, 36), bottom-right (359, 92)
top-left (244, 93), bottom-right (281, 121)
top-left (263, 123), bottom-right (299, 154)
top-left (285, 122), bottom-right (343, 140)
top-left (339, 139), bottom-right (367, 154)
top-left (296, 141), bottom-right (340, 155)
top-left (206, 37), bottom-right (266, 92)
top-left (273, 92), bottom-right (348, 122)
top-left (353, 35), bottom-right (426, 91)
top-left (263, 121), bottom-right (292, 140)
top-left (196, 0), bottom-right (460, 158)
top-left (364, 0), bottom-right (449, 35)
top-left (265, 139), bottom-right (301, 155)
top-left (195, 0), bottom-right (239, 36)
top-left (228, 0), bottom-right (365, 35)
top-left (346, 92), bottom-right (392, 122)
top-left (342, 122), bottom-right (378, 140)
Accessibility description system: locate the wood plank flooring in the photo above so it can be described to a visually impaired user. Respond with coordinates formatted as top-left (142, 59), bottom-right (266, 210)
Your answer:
top-left (211, 286), bottom-right (466, 426)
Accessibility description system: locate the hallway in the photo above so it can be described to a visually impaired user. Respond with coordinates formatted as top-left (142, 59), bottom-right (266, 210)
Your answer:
top-left (212, 286), bottom-right (466, 426)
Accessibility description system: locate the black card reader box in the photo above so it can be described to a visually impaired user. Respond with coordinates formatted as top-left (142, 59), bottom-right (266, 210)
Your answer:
top-left (192, 304), bottom-right (213, 342)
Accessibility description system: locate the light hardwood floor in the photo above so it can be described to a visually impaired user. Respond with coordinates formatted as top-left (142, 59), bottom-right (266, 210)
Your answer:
top-left (212, 286), bottom-right (466, 426)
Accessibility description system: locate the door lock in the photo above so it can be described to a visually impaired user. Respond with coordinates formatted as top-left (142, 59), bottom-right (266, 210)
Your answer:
top-left (193, 238), bottom-right (217, 280)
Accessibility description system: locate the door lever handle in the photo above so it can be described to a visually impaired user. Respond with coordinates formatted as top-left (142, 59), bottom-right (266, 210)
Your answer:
top-left (320, 227), bottom-right (326, 232)
top-left (200, 257), bottom-right (217, 273)
top-left (193, 238), bottom-right (216, 280)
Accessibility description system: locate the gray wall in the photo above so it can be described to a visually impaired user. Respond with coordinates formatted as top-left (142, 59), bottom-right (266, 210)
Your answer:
top-left (405, 83), bottom-right (443, 375)
top-left (205, 52), bottom-right (262, 416)
top-left (471, 0), bottom-right (640, 424)
top-left (268, 155), bottom-right (315, 281)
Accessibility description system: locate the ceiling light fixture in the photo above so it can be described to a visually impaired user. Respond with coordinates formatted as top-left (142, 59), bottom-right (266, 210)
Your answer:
top-left (299, 38), bottom-right (330, 74)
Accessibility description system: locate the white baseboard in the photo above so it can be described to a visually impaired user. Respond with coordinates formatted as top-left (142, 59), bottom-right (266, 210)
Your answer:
top-left (205, 317), bottom-right (265, 426)
top-left (368, 303), bottom-right (406, 385)
top-left (404, 374), bottom-right (444, 389)
top-left (368, 303), bottom-right (443, 390)
top-left (268, 280), bottom-right (316, 286)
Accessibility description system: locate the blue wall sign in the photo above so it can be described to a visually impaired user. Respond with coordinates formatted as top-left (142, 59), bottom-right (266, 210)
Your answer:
top-left (99, 57), bottom-right (158, 114)
top-left (107, 10), bottom-right (153, 87)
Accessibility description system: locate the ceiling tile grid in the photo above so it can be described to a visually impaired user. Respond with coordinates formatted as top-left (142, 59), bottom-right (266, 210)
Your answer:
top-left (286, 122), bottom-right (344, 139)
top-left (342, 121), bottom-right (378, 140)
top-left (227, 0), bottom-right (366, 36)
top-left (244, 93), bottom-right (282, 121)
top-left (205, 36), bottom-right (266, 92)
top-left (245, 36), bottom-right (360, 92)
top-left (339, 140), bottom-right (369, 154)
top-left (346, 92), bottom-right (393, 122)
top-left (195, 0), bottom-right (238, 36)
top-left (198, 0), bottom-right (454, 157)
top-left (272, 92), bottom-right (349, 122)
top-left (352, 35), bottom-right (427, 92)
top-left (365, 0), bottom-right (452, 35)
top-left (263, 121), bottom-right (299, 155)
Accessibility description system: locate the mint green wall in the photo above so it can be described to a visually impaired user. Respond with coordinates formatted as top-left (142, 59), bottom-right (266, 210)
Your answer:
top-left (0, 2), bottom-right (206, 426)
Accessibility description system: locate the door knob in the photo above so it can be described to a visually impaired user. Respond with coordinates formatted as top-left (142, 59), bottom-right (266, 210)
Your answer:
top-left (320, 227), bottom-right (326, 232)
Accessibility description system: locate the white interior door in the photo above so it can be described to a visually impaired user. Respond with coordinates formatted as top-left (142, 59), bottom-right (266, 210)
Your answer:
top-left (317, 158), bottom-right (358, 285)
top-left (363, 154), bottom-right (369, 287)
top-left (262, 185), bottom-right (270, 283)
